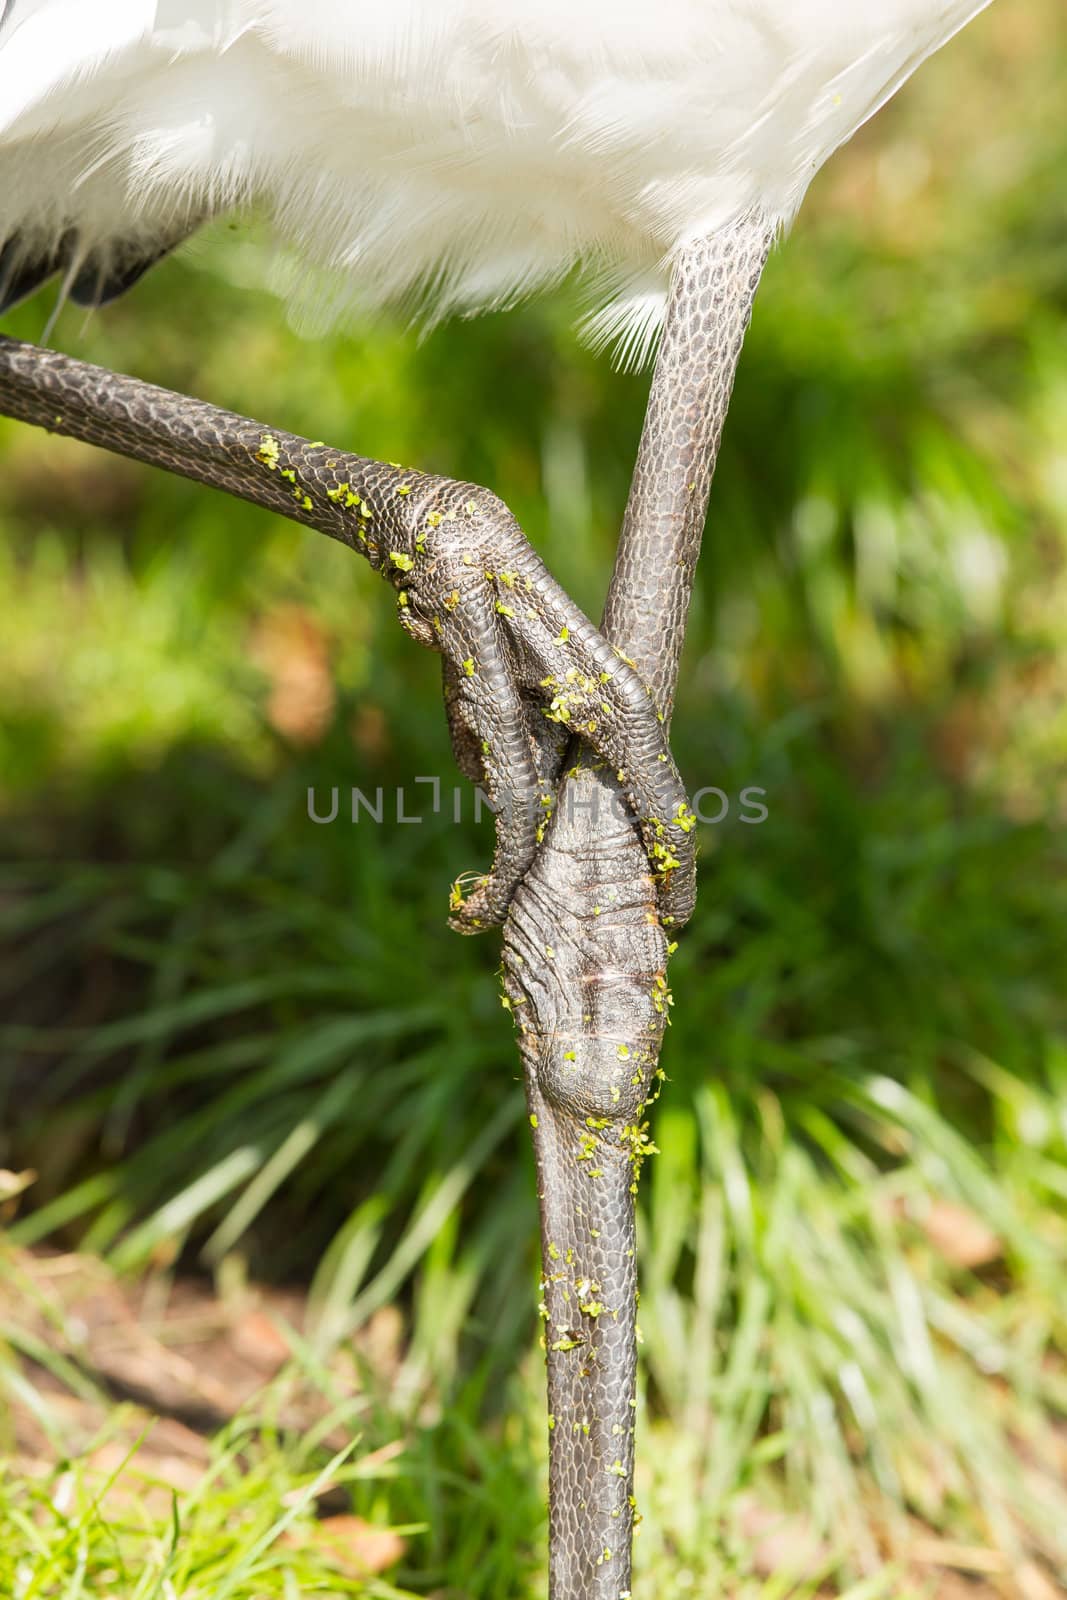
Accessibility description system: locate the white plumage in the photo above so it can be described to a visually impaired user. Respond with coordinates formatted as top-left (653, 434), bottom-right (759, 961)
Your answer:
top-left (0, 0), bottom-right (992, 363)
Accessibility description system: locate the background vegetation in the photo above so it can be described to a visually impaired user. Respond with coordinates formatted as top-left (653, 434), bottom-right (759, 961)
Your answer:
top-left (1, 3), bottom-right (1065, 1594)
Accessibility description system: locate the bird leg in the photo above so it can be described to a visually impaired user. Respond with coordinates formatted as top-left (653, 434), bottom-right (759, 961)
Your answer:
top-left (502, 214), bottom-right (774, 1599)
top-left (0, 333), bottom-right (697, 932)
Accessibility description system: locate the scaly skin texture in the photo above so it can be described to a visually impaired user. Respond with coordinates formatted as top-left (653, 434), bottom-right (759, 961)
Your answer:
top-left (0, 213), bottom-right (770, 1598)
top-left (503, 215), bottom-right (773, 1598)
top-left (0, 333), bottom-right (696, 931)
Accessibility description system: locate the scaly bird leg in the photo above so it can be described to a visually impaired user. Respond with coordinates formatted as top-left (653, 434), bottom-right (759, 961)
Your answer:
top-left (0, 333), bottom-right (696, 932)
top-left (503, 214), bottom-right (774, 1599)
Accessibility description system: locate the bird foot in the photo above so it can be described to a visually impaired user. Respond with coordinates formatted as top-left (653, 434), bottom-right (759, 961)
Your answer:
top-left (367, 476), bottom-right (696, 932)
top-left (0, 333), bottom-right (696, 934)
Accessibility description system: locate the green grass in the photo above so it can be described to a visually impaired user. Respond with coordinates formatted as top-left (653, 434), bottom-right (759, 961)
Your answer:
top-left (0, 1340), bottom-right (939, 1600)
top-left (1, 2), bottom-right (1067, 1593)
top-left (0, 1437), bottom-right (403, 1600)
top-left (7, 1229), bottom-right (1019, 1600)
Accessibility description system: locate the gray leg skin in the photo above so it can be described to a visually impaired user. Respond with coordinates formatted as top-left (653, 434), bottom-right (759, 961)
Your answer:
top-left (503, 213), bottom-right (774, 1599)
top-left (0, 333), bottom-right (696, 931)
top-left (0, 210), bottom-right (771, 1598)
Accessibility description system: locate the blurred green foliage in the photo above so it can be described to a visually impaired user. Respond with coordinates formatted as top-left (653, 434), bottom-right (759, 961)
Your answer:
top-left (1, 3), bottom-right (1066, 1592)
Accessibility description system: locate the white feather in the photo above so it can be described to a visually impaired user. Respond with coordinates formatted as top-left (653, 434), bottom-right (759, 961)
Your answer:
top-left (0, 0), bottom-right (993, 361)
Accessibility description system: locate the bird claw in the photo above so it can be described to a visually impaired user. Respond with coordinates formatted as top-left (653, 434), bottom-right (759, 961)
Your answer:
top-left (378, 484), bottom-right (696, 933)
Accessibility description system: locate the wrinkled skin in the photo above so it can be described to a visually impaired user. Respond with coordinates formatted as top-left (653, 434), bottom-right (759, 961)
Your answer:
top-left (504, 216), bottom-right (773, 1598)
top-left (0, 332), bottom-right (695, 932)
top-left (0, 210), bottom-right (772, 1600)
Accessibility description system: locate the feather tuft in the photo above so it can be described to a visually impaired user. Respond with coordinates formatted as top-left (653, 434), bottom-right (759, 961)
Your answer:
top-left (0, 1), bottom-right (993, 363)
